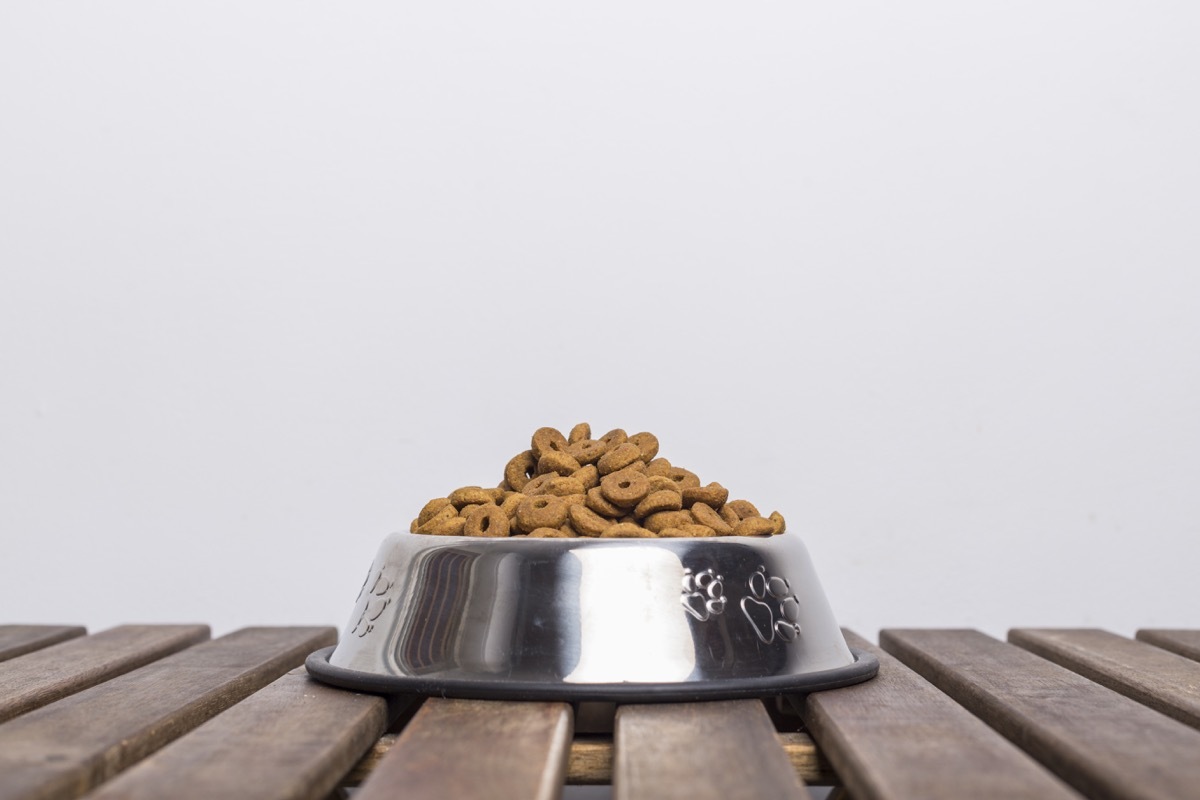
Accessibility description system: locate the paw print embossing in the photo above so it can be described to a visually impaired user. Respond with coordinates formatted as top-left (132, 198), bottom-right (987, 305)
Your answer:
top-left (740, 566), bottom-right (802, 644)
top-left (681, 567), bottom-right (727, 622)
top-left (350, 567), bottom-right (393, 638)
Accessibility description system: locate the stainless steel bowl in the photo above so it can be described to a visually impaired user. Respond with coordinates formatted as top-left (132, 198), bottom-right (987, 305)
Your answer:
top-left (306, 532), bottom-right (876, 701)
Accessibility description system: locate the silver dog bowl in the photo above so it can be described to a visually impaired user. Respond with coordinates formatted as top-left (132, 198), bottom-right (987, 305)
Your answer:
top-left (306, 532), bottom-right (877, 701)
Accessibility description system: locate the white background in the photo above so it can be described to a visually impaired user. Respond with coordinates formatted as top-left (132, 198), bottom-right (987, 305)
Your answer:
top-left (2, 2), bottom-right (1197, 641)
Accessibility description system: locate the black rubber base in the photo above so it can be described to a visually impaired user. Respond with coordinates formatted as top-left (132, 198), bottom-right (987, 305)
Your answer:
top-left (305, 646), bottom-right (878, 703)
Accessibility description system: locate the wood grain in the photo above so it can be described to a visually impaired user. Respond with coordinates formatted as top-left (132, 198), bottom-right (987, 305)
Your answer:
top-left (354, 699), bottom-right (572, 800)
top-left (614, 701), bottom-right (809, 800)
top-left (0, 626), bottom-right (86, 663)
top-left (0, 626), bottom-right (335, 800)
top-left (0, 625), bottom-right (210, 723)
top-left (1136, 628), bottom-right (1200, 663)
top-left (343, 729), bottom-right (834, 787)
top-left (88, 667), bottom-right (387, 800)
top-left (1010, 628), bottom-right (1200, 729)
top-left (882, 628), bottom-right (1200, 800)
top-left (802, 630), bottom-right (1077, 800)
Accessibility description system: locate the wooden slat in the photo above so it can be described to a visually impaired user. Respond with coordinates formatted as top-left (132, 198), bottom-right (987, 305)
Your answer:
top-left (343, 729), bottom-right (836, 787)
top-left (88, 667), bottom-right (388, 800)
top-left (0, 626), bottom-right (335, 800)
top-left (801, 630), bottom-right (1078, 800)
top-left (881, 628), bottom-right (1200, 800)
top-left (1011, 628), bottom-right (1200, 730)
top-left (614, 701), bottom-right (809, 800)
top-left (0, 626), bottom-right (86, 663)
top-left (1136, 628), bottom-right (1200, 662)
top-left (355, 699), bottom-right (572, 800)
top-left (0, 625), bottom-right (210, 723)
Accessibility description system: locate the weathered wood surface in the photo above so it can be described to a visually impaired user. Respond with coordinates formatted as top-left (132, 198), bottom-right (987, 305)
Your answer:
top-left (344, 729), bottom-right (835, 787)
top-left (89, 667), bottom-right (388, 800)
top-left (802, 630), bottom-right (1077, 800)
top-left (881, 628), bottom-right (1200, 800)
top-left (614, 701), bottom-right (809, 800)
top-left (1010, 628), bottom-right (1200, 730)
top-left (1137, 628), bottom-right (1200, 663)
top-left (0, 626), bottom-right (85, 663)
top-left (0, 626), bottom-right (335, 800)
top-left (0, 625), bottom-right (210, 723)
top-left (355, 699), bottom-right (572, 800)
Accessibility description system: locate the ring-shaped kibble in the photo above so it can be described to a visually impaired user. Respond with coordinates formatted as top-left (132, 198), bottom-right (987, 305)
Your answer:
top-left (600, 522), bottom-right (655, 538)
top-left (643, 509), bottom-right (695, 533)
top-left (566, 438), bottom-right (609, 465)
top-left (464, 505), bottom-right (510, 537)
top-left (634, 489), bottom-right (682, 518)
top-left (769, 511), bottom-right (786, 535)
top-left (528, 527), bottom-right (573, 538)
top-left (558, 493), bottom-right (588, 509)
top-left (544, 477), bottom-right (585, 497)
top-left (515, 495), bottom-right (569, 532)
top-left (568, 422), bottom-right (591, 444)
top-left (718, 505), bottom-right (741, 528)
top-left (734, 517), bottom-right (775, 537)
top-left (560, 522), bottom-right (579, 537)
top-left (691, 502), bottom-right (733, 535)
top-left (646, 475), bottom-right (680, 494)
top-left (586, 486), bottom-right (623, 518)
top-left (682, 482), bottom-right (728, 509)
top-left (645, 458), bottom-right (672, 477)
top-left (725, 499), bottom-right (760, 520)
top-left (417, 497), bottom-right (453, 526)
top-left (416, 505), bottom-right (457, 534)
top-left (450, 486), bottom-right (496, 508)
top-left (570, 465), bottom-right (599, 490)
top-left (457, 503), bottom-right (484, 518)
top-left (531, 427), bottom-right (568, 459)
top-left (538, 450), bottom-right (581, 477)
top-left (598, 428), bottom-right (628, 448)
top-left (600, 470), bottom-right (650, 508)
top-left (568, 503), bottom-right (611, 537)
top-left (597, 442), bottom-right (642, 475)
top-left (499, 492), bottom-right (526, 518)
top-left (409, 518), bottom-right (419, 533)
top-left (628, 432), bottom-right (659, 462)
top-left (660, 524), bottom-right (716, 538)
top-left (664, 467), bottom-right (701, 490)
top-left (504, 451), bottom-right (537, 491)
top-left (521, 473), bottom-right (556, 496)
top-left (427, 515), bottom-right (467, 536)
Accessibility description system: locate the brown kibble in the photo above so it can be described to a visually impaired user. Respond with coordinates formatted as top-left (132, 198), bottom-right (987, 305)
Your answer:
top-left (597, 442), bottom-right (642, 475)
top-left (568, 422), bottom-right (592, 443)
top-left (538, 450), bottom-right (581, 476)
top-left (560, 521), bottom-right (580, 537)
top-left (416, 504), bottom-right (457, 534)
top-left (544, 476), bottom-right (585, 497)
top-left (628, 432), bottom-right (660, 462)
top-left (425, 514), bottom-right (467, 536)
top-left (644, 509), bottom-right (695, 533)
top-left (682, 482), bottom-right (728, 509)
top-left (463, 505), bottom-right (510, 537)
top-left (599, 428), bottom-right (628, 448)
top-left (645, 457), bottom-right (672, 476)
top-left (504, 451), bottom-right (538, 491)
top-left (734, 517), bottom-right (775, 537)
top-left (522, 473), bottom-right (556, 496)
top-left (719, 505), bottom-right (741, 528)
top-left (566, 438), bottom-right (610, 465)
top-left (571, 464), bottom-right (599, 490)
top-left (601, 522), bottom-right (655, 538)
top-left (409, 518), bottom-right (418, 533)
top-left (664, 468), bottom-right (701, 490)
top-left (528, 527), bottom-right (573, 538)
top-left (634, 489), bottom-right (683, 518)
top-left (664, 524), bottom-right (716, 538)
top-left (569, 503), bottom-right (611, 537)
top-left (600, 469), bottom-right (650, 508)
top-left (418, 497), bottom-right (453, 526)
top-left (586, 486), bottom-right (623, 517)
top-left (531, 427), bottom-right (568, 459)
top-left (458, 503), bottom-right (484, 517)
top-left (691, 502), bottom-right (733, 535)
top-left (558, 493), bottom-right (588, 508)
top-left (769, 511), bottom-right (786, 535)
top-left (499, 492), bottom-right (526, 518)
top-left (515, 495), bottom-right (569, 532)
top-left (725, 499), bottom-right (760, 520)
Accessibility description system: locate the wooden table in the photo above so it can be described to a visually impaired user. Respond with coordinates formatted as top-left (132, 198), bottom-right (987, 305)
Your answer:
top-left (2, 624), bottom-right (1199, 799)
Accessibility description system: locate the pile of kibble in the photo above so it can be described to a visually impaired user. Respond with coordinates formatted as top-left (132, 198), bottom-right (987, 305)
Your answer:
top-left (409, 424), bottom-right (785, 538)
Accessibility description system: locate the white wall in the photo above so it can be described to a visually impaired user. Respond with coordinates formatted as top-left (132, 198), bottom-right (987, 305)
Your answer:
top-left (2, 2), bottom-right (1197, 640)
